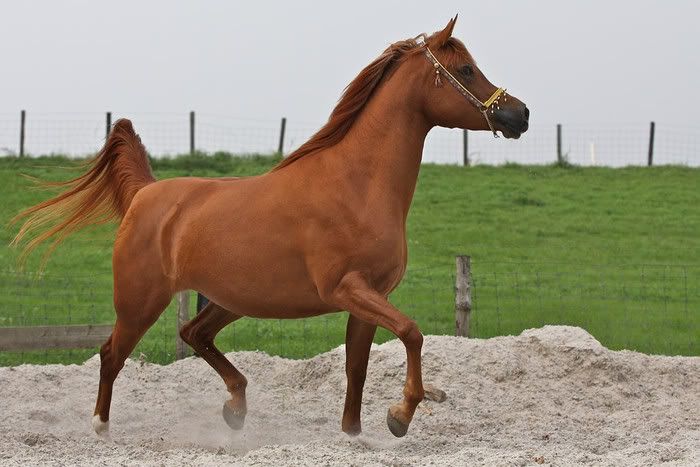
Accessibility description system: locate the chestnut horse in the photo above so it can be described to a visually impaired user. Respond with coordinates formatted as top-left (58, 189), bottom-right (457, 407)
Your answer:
top-left (13, 17), bottom-right (528, 438)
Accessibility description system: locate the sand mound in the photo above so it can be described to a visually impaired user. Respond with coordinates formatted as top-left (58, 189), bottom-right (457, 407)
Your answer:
top-left (0, 326), bottom-right (698, 466)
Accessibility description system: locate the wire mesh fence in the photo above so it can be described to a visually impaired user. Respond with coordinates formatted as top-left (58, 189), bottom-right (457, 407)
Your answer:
top-left (469, 262), bottom-right (699, 356)
top-left (1, 111), bottom-right (699, 166)
top-left (1, 259), bottom-right (697, 367)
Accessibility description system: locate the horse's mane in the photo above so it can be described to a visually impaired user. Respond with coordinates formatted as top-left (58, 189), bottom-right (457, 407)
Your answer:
top-left (271, 34), bottom-right (472, 172)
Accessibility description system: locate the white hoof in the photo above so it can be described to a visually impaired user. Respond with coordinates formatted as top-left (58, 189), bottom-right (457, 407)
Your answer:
top-left (92, 415), bottom-right (110, 436)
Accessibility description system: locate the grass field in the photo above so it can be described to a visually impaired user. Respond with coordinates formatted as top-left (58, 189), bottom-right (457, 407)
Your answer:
top-left (0, 154), bottom-right (698, 365)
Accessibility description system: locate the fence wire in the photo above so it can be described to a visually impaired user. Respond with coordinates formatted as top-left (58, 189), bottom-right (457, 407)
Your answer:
top-left (470, 262), bottom-right (699, 356)
top-left (0, 260), bottom-right (697, 366)
top-left (1, 112), bottom-right (699, 166)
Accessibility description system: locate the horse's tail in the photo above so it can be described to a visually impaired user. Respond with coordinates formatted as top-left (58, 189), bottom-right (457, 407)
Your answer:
top-left (11, 119), bottom-right (155, 264)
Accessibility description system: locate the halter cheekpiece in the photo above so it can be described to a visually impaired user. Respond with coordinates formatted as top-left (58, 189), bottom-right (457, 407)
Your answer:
top-left (414, 34), bottom-right (506, 137)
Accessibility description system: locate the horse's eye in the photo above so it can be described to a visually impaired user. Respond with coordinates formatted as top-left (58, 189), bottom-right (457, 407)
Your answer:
top-left (460, 64), bottom-right (474, 78)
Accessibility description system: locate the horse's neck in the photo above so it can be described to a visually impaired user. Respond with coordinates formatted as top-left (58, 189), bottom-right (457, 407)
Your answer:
top-left (330, 82), bottom-right (431, 219)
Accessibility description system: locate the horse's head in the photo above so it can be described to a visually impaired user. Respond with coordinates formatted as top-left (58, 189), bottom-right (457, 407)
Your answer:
top-left (409, 16), bottom-right (529, 139)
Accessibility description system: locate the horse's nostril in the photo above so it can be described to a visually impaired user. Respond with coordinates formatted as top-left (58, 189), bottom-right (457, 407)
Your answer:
top-left (523, 106), bottom-right (530, 121)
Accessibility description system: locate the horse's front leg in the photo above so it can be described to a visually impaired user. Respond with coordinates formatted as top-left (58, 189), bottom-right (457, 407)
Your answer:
top-left (342, 314), bottom-right (377, 435)
top-left (328, 272), bottom-right (424, 438)
top-left (179, 301), bottom-right (248, 429)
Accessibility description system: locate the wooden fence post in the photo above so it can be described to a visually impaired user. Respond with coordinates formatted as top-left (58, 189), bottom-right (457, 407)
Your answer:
top-left (556, 123), bottom-right (562, 164)
top-left (462, 129), bottom-right (469, 166)
top-left (455, 255), bottom-right (472, 337)
top-left (105, 112), bottom-right (112, 139)
top-left (19, 110), bottom-right (26, 157)
top-left (648, 121), bottom-right (655, 167)
top-left (189, 111), bottom-right (195, 155)
top-left (175, 291), bottom-right (190, 359)
top-left (278, 117), bottom-right (287, 155)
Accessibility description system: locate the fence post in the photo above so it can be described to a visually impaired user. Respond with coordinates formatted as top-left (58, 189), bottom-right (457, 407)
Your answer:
top-left (19, 110), bottom-right (26, 157)
top-left (462, 129), bottom-right (469, 166)
top-left (189, 111), bottom-right (195, 155)
top-left (455, 255), bottom-right (472, 337)
top-left (648, 121), bottom-right (655, 167)
top-left (175, 291), bottom-right (190, 359)
top-left (278, 117), bottom-right (287, 155)
top-left (556, 123), bottom-right (562, 164)
top-left (105, 112), bottom-right (112, 139)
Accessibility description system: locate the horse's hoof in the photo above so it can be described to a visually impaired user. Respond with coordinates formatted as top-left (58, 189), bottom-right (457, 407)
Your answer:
top-left (342, 422), bottom-right (362, 436)
top-left (386, 408), bottom-right (409, 438)
top-left (92, 415), bottom-right (110, 437)
top-left (222, 400), bottom-right (246, 430)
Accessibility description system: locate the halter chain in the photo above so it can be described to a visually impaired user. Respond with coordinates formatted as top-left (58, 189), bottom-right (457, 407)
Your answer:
top-left (418, 37), bottom-right (506, 138)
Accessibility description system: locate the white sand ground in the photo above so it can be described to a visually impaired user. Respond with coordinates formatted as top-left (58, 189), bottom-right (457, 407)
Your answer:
top-left (0, 326), bottom-right (698, 466)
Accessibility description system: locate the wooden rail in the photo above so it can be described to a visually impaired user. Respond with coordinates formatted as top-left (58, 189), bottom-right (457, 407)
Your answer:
top-left (0, 324), bottom-right (112, 351)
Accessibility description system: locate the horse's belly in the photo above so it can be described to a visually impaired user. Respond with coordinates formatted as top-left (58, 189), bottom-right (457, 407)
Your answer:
top-left (186, 244), bottom-right (336, 318)
top-left (203, 287), bottom-right (338, 319)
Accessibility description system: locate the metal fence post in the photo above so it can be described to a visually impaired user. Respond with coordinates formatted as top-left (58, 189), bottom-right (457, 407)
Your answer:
top-left (278, 117), bottom-right (287, 155)
top-left (175, 291), bottom-right (190, 359)
top-left (556, 123), bottom-right (562, 164)
top-left (648, 121), bottom-right (655, 167)
top-left (106, 112), bottom-right (112, 139)
top-left (455, 255), bottom-right (472, 337)
top-left (462, 129), bottom-right (469, 166)
top-left (189, 111), bottom-right (195, 155)
top-left (19, 110), bottom-right (26, 157)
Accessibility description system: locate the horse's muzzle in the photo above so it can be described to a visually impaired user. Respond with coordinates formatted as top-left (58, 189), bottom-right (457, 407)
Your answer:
top-left (493, 105), bottom-right (529, 139)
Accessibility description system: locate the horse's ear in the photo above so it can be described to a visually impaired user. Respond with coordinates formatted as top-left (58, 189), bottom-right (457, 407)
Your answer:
top-left (432, 15), bottom-right (458, 49)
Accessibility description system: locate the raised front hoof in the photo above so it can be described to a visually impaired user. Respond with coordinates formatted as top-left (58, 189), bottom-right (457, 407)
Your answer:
top-left (386, 408), bottom-right (409, 438)
top-left (222, 400), bottom-right (246, 430)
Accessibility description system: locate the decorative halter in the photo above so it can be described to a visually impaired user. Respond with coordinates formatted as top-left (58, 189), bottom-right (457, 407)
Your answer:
top-left (414, 35), bottom-right (506, 137)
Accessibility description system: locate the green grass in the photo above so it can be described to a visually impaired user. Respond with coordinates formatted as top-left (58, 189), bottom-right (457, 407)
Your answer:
top-left (0, 154), bottom-right (698, 365)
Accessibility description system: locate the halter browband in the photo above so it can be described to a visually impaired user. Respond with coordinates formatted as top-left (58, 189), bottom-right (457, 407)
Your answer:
top-left (415, 35), bottom-right (506, 137)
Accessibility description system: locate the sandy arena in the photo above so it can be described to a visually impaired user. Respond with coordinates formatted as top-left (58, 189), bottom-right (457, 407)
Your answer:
top-left (0, 326), bottom-right (698, 466)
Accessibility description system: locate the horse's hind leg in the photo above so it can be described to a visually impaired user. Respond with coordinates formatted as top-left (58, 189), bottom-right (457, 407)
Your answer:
top-left (179, 301), bottom-right (248, 430)
top-left (93, 292), bottom-right (171, 436)
top-left (342, 314), bottom-right (376, 435)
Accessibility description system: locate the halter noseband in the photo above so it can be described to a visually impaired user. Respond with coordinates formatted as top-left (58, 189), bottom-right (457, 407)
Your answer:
top-left (415, 35), bottom-right (506, 137)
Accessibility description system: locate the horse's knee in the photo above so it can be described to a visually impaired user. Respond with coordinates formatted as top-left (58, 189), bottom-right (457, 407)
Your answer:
top-left (398, 320), bottom-right (423, 349)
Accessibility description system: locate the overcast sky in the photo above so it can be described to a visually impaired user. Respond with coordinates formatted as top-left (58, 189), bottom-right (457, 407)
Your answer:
top-left (2, 0), bottom-right (698, 128)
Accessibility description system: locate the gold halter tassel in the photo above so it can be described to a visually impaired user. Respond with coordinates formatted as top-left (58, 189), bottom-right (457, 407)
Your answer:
top-left (434, 64), bottom-right (443, 87)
